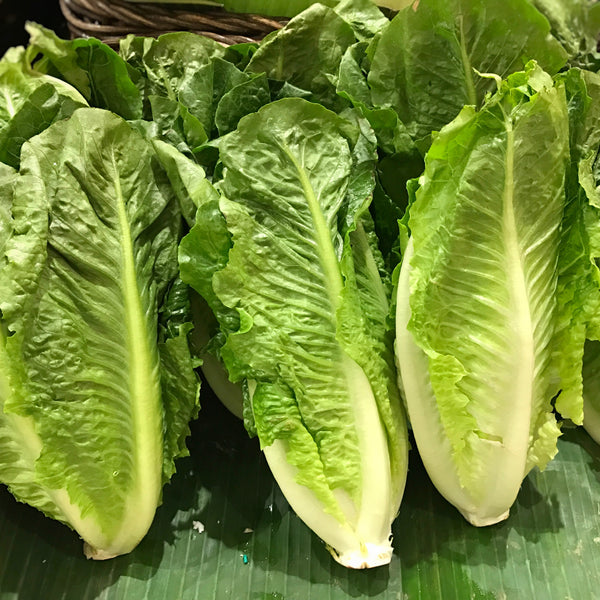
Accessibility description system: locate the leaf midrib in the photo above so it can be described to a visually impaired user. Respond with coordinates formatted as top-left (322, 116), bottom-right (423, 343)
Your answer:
top-left (500, 119), bottom-right (535, 449)
top-left (458, 14), bottom-right (477, 107)
top-left (279, 141), bottom-right (344, 310)
top-left (112, 156), bottom-right (162, 505)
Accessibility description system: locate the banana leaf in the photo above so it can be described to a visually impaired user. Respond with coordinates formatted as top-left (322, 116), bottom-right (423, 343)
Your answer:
top-left (1, 388), bottom-right (599, 599)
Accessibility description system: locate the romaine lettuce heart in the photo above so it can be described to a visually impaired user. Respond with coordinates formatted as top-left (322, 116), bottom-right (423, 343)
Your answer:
top-left (396, 64), bottom-right (569, 526)
top-left (179, 98), bottom-right (408, 568)
top-left (0, 108), bottom-right (199, 559)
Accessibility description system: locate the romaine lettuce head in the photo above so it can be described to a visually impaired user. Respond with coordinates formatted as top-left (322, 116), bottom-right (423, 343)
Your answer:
top-left (179, 98), bottom-right (408, 568)
top-left (0, 108), bottom-right (200, 559)
top-left (395, 64), bottom-right (570, 526)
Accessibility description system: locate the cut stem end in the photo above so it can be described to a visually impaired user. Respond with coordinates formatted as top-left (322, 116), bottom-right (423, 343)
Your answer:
top-left (329, 542), bottom-right (393, 569)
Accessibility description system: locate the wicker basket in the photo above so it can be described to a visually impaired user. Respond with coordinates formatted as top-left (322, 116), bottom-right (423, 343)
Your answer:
top-left (59, 0), bottom-right (288, 46)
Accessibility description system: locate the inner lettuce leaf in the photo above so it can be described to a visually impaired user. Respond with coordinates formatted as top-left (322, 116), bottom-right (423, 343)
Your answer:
top-left (119, 33), bottom-right (225, 129)
top-left (368, 0), bottom-right (567, 151)
top-left (395, 64), bottom-right (569, 526)
top-left (120, 32), bottom-right (273, 149)
top-left (0, 108), bottom-right (199, 559)
top-left (153, 141), bottom-right (245, 417)
top-left (179, 98), bottom-right (408, 569)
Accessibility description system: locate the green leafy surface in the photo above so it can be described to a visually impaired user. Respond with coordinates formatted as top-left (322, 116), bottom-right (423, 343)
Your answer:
top-left (553, 68), bottom-right (600, 428)
top-left (0, 55), bottom-right (87, 168)
top-left (368, 0), bottom-right (567, 149)
top-left (1, 392), bottom-right (600, 599)
top-left (180, 98), bottom-right (407, 566)
top-left (26, 23), bottom-right (142, 120)
top-left (0, 108), bottom-right (198, 558)
top-left (246, 4), bottom-right (356, 111)
top-left (396, 66), bottom-right (570, 527)
top-left (531, 0), bottom-right (600, 68)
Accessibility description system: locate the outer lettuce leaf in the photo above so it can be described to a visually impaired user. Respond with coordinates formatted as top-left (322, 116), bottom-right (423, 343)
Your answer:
top-left (583, 339), bottom-right (600, 443)
top-left (530, 0), bottom-right (600, 68)
top-left (0, 108), bottom-right (198, 559)
top-left (0, 53), bottom-right (87, 168)
top-left (245, 4), bottom-right (356, 111)
top-left (395, 64), bottom-right (569, 526)
top-left (368, 0), bottom-right (567, 150)
top-left (154, 142), bottom-right (245, 416)
top-left (561, 69), bottom-right (600, 442)
top-left (553, 69), bottom-right (600, 429)
top-left (157, 278), bottom-right (201, 482)
top-left (25, 23), bottom-right (142, 120)
top-left (180, 98), bottom-right (407, 568)
top-left (0, 164), bottom-right (16, 254)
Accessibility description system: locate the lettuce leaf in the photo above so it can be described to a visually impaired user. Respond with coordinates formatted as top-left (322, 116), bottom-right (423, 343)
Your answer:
top-left (395, 64), bottom-right (569, 526)
top-left (583, 340), bottom-right (600, 443)
top-left (0, 51), bottom-right (87, 168)
top-left (245, 4), bottom-right (356, 112)
top-left (0, 108), bottom-right (199, 559)
top-left (25, 23), bottom-right (142, 120)
top-left (368, 0), bottom-right (567, 150)
top-left (530, 0), bottom-right (600, 69)
top-left (553, 68), bottom-right (600, 430)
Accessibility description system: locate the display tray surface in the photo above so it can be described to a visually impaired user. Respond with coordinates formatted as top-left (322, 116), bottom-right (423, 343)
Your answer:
top-left (1, 394), bottom-right (599, 600)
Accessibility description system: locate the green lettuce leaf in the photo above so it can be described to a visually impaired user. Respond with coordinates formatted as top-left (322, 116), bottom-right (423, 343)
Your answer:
top-left (219, 0), bottom-right (401, 18)
top-left (552, 69), bottom-right (600, 430)
top-left (530, 0), bottom-right (600, 69)
top-left (0, 108), bottom-right (199, 559)
top-left (559, 69), bottom-right (600, 442)
top-left (120, 33), bottom-right (253, 138)
top-left (214, 72), bottom-right (271, 135)
top-left (0, 164), bottom-right (16, 254)
top-left (25, 23), bottom-right (142, 120)
top-left (0, 53), bottom-right (87, 168)
top-left (245, 4), bottom-right (356, 111)
top-left (368, 0), bottom-right (567, 150)
top-left (180, 98), bottom-right (408, 568)
top-left (395, 64), bottom-right (569, 526)
top-left (583, 339), bottom-right (600, 443)
top-left (153, 140), bottom-right (245, 416)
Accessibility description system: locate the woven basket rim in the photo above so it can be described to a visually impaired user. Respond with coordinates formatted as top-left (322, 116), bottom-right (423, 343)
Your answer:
top-left (60, 0), bottom-right (288, 46)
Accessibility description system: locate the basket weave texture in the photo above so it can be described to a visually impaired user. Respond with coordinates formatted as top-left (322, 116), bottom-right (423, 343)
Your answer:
top-left (60, 0), bottom-right (287, 46)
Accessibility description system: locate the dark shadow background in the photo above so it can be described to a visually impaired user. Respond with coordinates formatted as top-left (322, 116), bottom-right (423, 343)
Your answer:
top-left (1, 0), bottom-right (67, 55)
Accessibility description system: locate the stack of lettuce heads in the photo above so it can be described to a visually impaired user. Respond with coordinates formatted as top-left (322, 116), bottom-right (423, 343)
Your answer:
top-left (0, 0), bottom-right (600, 571)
